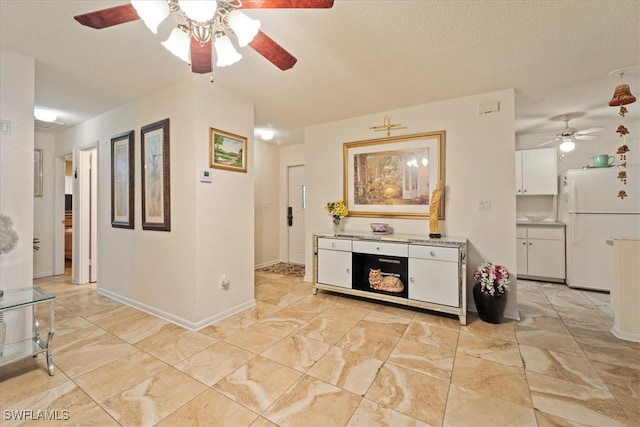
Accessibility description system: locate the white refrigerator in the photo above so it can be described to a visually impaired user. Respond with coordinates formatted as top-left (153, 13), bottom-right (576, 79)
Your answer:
top-left (559, 167), bottom-right (640, 291)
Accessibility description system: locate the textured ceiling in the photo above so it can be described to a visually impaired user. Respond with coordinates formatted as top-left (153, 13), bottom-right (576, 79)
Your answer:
top-left (1, 0), bottom-right (639, 146)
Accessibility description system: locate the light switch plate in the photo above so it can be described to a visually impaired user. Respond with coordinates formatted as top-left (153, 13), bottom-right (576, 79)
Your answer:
top-left (199, 169), bottom-right (213, 183)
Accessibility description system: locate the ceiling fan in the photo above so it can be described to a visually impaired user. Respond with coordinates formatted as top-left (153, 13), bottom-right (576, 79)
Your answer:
top-left (74, 0), bottom-right (334, 75)
top-left (538, 115), bottom-right (604, 152)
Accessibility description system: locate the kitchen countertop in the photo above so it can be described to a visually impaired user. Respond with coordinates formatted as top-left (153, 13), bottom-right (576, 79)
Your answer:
top-left (516, 220), bottom-right (566, 227)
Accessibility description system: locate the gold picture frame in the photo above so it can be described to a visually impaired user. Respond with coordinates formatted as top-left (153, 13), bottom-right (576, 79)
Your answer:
top-left (343, 131), bottom-right (446, 219)
top-left (209, 127), bottom-right (247, 173)
top-left (141, 118), bottom-right (171, 231)
top-left (34, 148), bottom-right (43, 197)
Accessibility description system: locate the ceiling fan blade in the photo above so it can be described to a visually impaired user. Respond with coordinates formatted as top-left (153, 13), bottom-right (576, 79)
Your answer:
top-left (578, 126), bottom-right (604, 135)
top-left (249, 31), bottom-right (297, 70)
top-left (191, 40), bottom-right (212, 74)
top-left (240, 0), bottom-right (334, 8)
top-left (537, 139), bottom-right (557, 147)
top-left (575, 134), bottom-right (597, 141)
top-left (74, 4), bottom-right (139, 29)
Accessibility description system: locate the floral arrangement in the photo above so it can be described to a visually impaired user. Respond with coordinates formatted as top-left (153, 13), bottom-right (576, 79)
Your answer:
top-left (324, 199), bottom-right (349, 225)
top-left (473, 261), bottom-right (510, 296)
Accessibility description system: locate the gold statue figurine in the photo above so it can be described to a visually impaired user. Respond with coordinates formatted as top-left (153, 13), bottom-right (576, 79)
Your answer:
top-left (429, 181), bottom-right (443, 238)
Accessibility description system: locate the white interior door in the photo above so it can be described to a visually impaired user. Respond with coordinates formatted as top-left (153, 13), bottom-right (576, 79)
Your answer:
top-left (76, 146), bottom-right (98, 284)
top-left (287, 165), bottom-right (305, 264)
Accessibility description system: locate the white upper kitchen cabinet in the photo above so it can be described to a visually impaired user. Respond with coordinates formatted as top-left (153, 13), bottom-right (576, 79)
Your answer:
top-left (515, 148), bottom-right (558, 195)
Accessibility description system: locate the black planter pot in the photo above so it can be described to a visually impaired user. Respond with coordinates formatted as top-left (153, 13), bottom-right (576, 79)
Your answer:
top-left (473, 282), bottom-right (508, 324)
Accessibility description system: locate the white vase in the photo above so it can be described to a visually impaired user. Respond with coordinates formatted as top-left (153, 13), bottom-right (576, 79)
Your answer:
top-left (332, 218), bottom-right (344, 234)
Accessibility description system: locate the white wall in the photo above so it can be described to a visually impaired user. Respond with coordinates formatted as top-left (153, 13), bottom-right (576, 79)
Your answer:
top-left (0, 49), bottom-right (35, 342)
top-left (254, 140), bottom-right (280, 267)
top-left (33, 130), bottom-right (56, 278)
top-left (54, 77), bottom-right (255, 329)
top-left (305, 89), bottom-right (519, 318)
top-left (193, 78), bottom-right (255, 326)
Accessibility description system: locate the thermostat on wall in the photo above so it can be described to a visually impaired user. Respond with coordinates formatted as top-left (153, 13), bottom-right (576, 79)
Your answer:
top-left (200, 169), bottom-right (213, 183)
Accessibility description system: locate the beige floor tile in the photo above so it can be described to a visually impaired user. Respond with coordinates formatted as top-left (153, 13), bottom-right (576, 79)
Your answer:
top-left (133, 323), bottom-right (217, 365)
top-left (356, 311), bottom-right (411, 336)
top-left (261, 334), bottom-right (330, 372)
top-left (286, 296), bottom-right (337, 314)
top-left (534, 409), bottom-right (591, 427)
top-left (517, 299), bottom-right (561, 318)
top-left (388, 338), bottom-right (455, 380)
top-left (214, 356), bottom-right (302, 413)
top-left (442, 384), bottom-right (537, 427)
top-left (156, 388), bottom-right (259, 427)
top-left (297, 316), bottom-right (353, 345)
top-left (591, 359), bottom-right (640, 400)
top-left (451, 353), bottom-right (532, 408)
top-left (402, 318), bottom-right (460, 350)
top-left (347, 398), bottom-right (433, 427)
top-left (263, 375), bottom-right (361, 426)
top-left (412, 311), bottom-right (462, 331)
top-left (336, 325), bottom-right (400, 361)
top-left (101, 366), bottom-right (207, 426)
top-left (0, 357), bottom-right (69, 407)
top-left (224, 323), bottom-right (289, 354)
top-left (199, 314), bottom-right (255, 340)
top-left (519, 344), bottom-right (607, 390)
top-left (516, 312), bottom-right (570, 335)
top-left (174, 341), bottom-right (255, 386)
top-left (516, 326), bottom-right (585, 357)
top-left (54, 333), bottom-right (137, 378)
top-left (319, 303), bottom-right (370, 326)
top-left (307, 346), bottom-right (384, 395)
top-left (365, 363), bottom-right (449, 426)
top-left (554, 305), bottom-right (613, 326)
top-left (259, 289), bottom-right (307, 308)
top-left (572, 333), bottom-right (640, 370)
top-left (73, 350), bottom-right (168, 403)
top-left (526, 370), bottom-right (631, 427)
top-left (456, 331), bottom-right (523, 367)
top-left (38, 403), bottom-right (121, 427)
top-left (250, 416), bottom-right (279, 427)
top-left (257, 308), bottom-right (318, 334)
top-left (461, 315), bottom-right (517, 342)
top-left (2, 380), bottom-right (96, 427)
top-left (238, 301), bottom-right (281, 321)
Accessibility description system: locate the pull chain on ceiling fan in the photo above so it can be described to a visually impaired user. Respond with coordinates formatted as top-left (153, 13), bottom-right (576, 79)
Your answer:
top-left (538, 115), bottom-right (604, 152)
top-left (74, 0), bottom-right (334, 75)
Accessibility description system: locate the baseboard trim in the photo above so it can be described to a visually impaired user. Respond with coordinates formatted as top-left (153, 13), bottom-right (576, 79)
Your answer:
top-left (33, 270), bottom-right (54, 279)
top-left (97, 288), bottom-right (256, 332)
top-left (611, 325), bottom-right (640, 343)
top-left (254, 259), bottom-right (283, 270)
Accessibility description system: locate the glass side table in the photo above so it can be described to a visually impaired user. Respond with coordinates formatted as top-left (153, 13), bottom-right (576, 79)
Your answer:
top-left (0, 286), bottom-right (55, 376)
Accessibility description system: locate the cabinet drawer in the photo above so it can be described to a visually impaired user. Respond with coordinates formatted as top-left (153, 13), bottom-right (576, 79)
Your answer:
top-left (352, 240), bottom-right (408, 257)
top-left (527, 227), bottom-right (564, 240)
top-left (318, 237), bottom-right (352, 252)
top-left (409, 245), bottom-right (458, 262)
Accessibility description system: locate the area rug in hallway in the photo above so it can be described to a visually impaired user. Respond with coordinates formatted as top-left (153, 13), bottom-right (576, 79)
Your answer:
top-left (257, 262), bottom-right (305, 277)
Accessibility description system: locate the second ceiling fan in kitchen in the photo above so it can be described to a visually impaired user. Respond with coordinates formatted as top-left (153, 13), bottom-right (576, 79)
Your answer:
top-left (538, 115), bottom-right (604, 152)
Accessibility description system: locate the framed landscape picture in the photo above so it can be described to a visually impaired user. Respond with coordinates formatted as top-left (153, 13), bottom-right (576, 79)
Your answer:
top-left (209, 127), bottom-right (247, 173)
top-left (141, 118), bottom-right (171, 231)
top-left (343, 131), bottom-right (446, 219)
top-left (111, 130), bottom-right (134, 229)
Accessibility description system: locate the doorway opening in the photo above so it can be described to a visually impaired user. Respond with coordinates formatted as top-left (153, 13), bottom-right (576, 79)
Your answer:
top-left (73, 145), bottom-right (98, 284)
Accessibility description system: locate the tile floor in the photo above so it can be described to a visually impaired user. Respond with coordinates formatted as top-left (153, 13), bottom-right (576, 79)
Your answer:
top-left (1, 271), bottom-right (638, 426)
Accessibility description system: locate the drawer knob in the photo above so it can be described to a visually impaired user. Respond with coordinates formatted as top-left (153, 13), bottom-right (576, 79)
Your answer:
top-left (332, 243), bottom-right (336, 248)
top-left (376, 247), bottom-right (380, 251)
top-left (346, 268), bottom-right (350, 273)
top-left (410, 277), bottom-right (415, 283)
top-left (430, 251), bottom-right (436, 257)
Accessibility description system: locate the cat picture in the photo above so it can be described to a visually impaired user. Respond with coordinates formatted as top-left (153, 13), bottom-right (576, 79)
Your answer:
top-left (368, 268), bottom-right (404, 293)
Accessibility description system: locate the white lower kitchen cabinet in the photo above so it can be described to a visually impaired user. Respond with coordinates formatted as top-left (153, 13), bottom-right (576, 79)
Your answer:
top-left (516, 224), bottom-right (565, 282)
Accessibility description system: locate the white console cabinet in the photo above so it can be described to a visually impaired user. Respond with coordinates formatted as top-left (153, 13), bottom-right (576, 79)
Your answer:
top-left (313, 233), bottom-right (467, 325)
top-left (317, 237), bottom-right (352, 288)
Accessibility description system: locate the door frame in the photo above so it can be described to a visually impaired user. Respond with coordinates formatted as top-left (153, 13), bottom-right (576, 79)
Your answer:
top-left (74, 142), bottom-right (99, 284)
top-left (286, 164), bottom-right (306, 264)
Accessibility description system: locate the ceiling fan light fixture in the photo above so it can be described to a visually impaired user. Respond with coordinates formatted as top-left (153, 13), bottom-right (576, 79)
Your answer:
top-left (178, 0), bottom-right (217, 23)
top-left (162, 27), bottom-right (191, 63)
top-left (214, 34), bottom-right (242, 67)
top-left (559, 140), bottom-right (575, 153)
top-left (259, 129), bottom-right (274, 141)
top-left (34, 107), bottom-right (57, 122)
top-left (227, 10), bottom-right (260, 47)
top-left (131, 0), bottom-right (170, 34)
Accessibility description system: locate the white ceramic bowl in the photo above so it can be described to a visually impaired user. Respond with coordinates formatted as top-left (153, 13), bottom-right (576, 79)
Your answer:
top-left (524, 214), bottom-right (548, 222)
